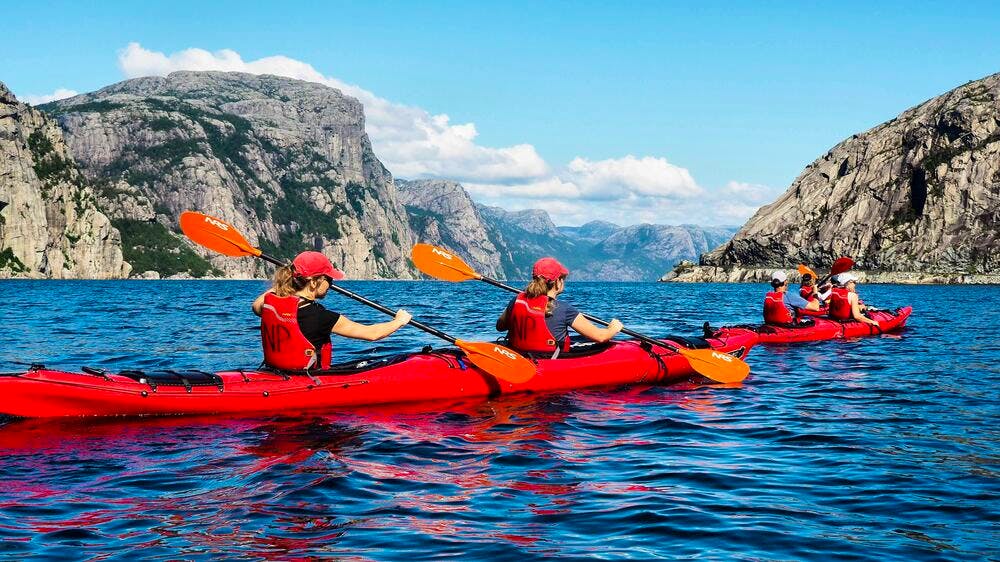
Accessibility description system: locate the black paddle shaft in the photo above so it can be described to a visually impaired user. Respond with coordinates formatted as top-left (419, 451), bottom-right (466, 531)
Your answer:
top-left (258, 252), bottom-right (458, 344)
top-left (478, 276), bottom-right (683, 353)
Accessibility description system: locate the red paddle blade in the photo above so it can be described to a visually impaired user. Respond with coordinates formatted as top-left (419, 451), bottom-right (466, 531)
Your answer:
top-left (180, 211), bottom-right (260, 258)
top-left (830, 257), bottom-right (855, 275)
top-left (454, 339), bottom-right (536, 384)
top-left (411, 244), bottom-right (480, 282)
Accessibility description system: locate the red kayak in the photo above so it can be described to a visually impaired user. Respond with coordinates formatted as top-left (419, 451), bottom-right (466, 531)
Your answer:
top-left (0, 332), bottom-right (757, 418)
top-left (714, 306), bottom-right (912, 344)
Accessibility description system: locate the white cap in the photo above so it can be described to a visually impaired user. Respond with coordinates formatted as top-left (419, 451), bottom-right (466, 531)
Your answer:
top-left (835, 272), bottom-right (858, 285)
top-left (771, 270), bottom-right (787, 283)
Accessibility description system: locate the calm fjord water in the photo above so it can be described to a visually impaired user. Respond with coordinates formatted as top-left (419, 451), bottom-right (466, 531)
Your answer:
top-left (0, 280), bottom-right (997, 560)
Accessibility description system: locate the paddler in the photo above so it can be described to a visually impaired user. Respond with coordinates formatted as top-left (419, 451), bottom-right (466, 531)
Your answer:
top-left (827, 273), bottom-right (880, 327)
top-left (496, 257), bottom-right (622, 357)
top-left (252, 251), bottom-right (412, 371)
top-left (763, 270), bottom-right (822, 325)
top-left (799, 272), bottom-right (832, 304)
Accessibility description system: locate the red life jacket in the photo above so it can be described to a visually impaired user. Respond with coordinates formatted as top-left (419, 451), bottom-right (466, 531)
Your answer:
top-left (507, 293), bottom-right (572, 353)
top-left (763, 291), bottom-right (793, 325)
top-left (259, 293), bottom-right (331, 370)
top-left (828, 287), bottom-right (852, 320)
top-left (799, 286), bottom-right (817, 302)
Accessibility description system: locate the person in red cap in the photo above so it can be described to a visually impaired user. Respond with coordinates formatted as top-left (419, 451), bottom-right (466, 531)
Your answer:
top-left (252, 251), bottom-right (411, 371)
top-left (496, 257), bottom-right (622, 357)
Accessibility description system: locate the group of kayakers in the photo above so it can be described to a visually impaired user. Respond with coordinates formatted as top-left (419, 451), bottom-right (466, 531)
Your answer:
top-left (763, 269), bottom-right (879, 327)
top-left (253, 248), bottom-right (880, 372)
top-left (254, 251), bottom-right (617, 370)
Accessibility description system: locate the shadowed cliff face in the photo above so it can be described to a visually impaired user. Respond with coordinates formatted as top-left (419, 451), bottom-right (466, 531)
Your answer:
top-left (43, 71), bottom-right (413, 279)
top-left (0, 81), bottom-right (129, 279)
top-left (690, 72), bottom-right (1000, 281)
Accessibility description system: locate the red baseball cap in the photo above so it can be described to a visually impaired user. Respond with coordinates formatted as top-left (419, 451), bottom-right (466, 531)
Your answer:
top-left (292, 251), bottom-right (345, 280)
top-left (532, 257), bottom-right (569, 281)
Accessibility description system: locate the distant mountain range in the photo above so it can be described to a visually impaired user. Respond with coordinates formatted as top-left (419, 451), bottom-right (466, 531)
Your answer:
top-left (0, 71), bottom-right (732, 280)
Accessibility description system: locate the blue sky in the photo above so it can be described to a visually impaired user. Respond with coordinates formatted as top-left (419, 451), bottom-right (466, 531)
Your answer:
top-left (3, 1), bottom-right (999, 225)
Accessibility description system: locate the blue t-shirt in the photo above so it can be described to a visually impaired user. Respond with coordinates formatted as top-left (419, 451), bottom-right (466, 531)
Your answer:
top-left (504, 297), bottom-right (581, 343)
top-left (783, 292), bottom-right (810, 310)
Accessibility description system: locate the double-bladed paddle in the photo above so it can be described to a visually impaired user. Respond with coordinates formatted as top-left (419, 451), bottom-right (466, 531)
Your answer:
top-left (410, 243), bottom-right (751, 384)
top-left (179, 211), bottom-right (536, 384)
top-left (798, 257), bottom-right (855, 286)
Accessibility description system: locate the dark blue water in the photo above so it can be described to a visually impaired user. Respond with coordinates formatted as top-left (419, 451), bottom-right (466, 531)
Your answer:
top-left (0, 280), bottom-right (997, 560)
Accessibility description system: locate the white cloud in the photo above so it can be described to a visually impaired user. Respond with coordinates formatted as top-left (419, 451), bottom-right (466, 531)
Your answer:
top-left (114, 43), bottom-right (779, 226)
top-left (22, 88), bottom-right (79, 106)
top-left (117, 42), bottom-right (548, 183)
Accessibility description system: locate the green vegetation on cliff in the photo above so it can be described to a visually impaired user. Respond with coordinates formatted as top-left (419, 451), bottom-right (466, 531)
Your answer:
top-left (112, 219), bottom-right (221, 277)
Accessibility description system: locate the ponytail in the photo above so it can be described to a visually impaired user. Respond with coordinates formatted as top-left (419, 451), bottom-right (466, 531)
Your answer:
top-left (271, 265), bottom-right (311, 296)
top-left (524, 276), bottom-right (559, 316)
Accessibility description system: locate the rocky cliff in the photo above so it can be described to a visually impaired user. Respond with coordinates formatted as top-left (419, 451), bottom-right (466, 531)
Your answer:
top-left (43, 71), bottom-right (413, 279)
top-left (0, 81), bottom-right (128, 278)
top-left (670, 72), bottom-right (1000, 283)
top-left (396, 179), bottom-right (504, 278)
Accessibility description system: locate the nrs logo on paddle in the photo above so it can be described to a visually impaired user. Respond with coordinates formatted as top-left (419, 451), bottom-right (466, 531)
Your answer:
top-left (204, 216), bottom-right (230, 231)
top-left (432, 247), bottom-right (454, 261)
top-left (711, 351), bottom-right (734, 363)
top-left (493, 346), bottom-right (517, 360)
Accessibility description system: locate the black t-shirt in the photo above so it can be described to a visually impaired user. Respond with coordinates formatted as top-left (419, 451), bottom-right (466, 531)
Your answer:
top-left (296, 299), bottom-right (341, 352)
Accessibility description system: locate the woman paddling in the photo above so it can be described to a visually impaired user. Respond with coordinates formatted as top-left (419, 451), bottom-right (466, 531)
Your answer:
top-left (799, 273), bottom-right (832, 304)
top-left (827, 273), bottom-right (880, 327)
top-left (496, 257), bottom-right (622, 357)
top-left (764, 270), bottom-right (823, 325)
top-left (252, 251), bottom-right (412, 371)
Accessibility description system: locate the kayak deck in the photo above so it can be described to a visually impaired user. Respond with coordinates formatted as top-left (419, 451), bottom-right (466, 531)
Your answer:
top-left (0, 332), bottom-right (758, 418)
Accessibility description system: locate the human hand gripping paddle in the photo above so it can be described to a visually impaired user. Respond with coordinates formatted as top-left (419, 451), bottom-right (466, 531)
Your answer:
top-left (178, 211), bottom-right (535, 384)
top-left (411, 243), bottom-right (751, 384)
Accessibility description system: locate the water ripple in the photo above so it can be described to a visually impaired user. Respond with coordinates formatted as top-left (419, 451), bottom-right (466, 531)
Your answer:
top-left (0, 281), bottom-right (998, 559)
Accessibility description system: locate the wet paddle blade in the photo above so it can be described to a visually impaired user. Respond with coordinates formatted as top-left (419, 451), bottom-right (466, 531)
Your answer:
top-left (677, 347), bottom-right (751, 383)
top-left (180, 211), bottom-right (260, 258)
top-left (455, 339), bottom-right (536, 384)
top-left (411, 244), bottom-right (480, 282)
top-left (830, 257), bottom-right (855, 276)
top-left (797, 264), bottom-right (817, 279)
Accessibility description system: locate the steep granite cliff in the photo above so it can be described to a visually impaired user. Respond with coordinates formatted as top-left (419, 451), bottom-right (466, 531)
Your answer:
top-left (0, 81), bottom-right (128, 278)
top-left (44, 71), bottom-right (413, 279)
top-left (671, 72), bottom-right (1000, 283)
top-left (396, 179), bottom-right (504, 278)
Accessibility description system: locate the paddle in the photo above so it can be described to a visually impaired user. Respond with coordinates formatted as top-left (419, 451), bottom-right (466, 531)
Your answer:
top-left (819, 256), bottom-right (855, 286)
top-left (178, 211), bottom-right (536, 384)
top-left (411, 243), bottom-right (751, 383)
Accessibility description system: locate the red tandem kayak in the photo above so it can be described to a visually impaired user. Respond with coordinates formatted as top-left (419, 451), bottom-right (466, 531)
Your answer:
top-left (0, 332), bottom-right (757, 418)
top-left (713, 306), bottom-right (912, 344)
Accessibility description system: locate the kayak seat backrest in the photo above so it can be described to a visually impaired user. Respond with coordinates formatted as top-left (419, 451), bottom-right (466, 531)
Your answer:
top-left (518, 340), bottom-right (613, 360)
top-left (117, 370), bottom-right (223, 388)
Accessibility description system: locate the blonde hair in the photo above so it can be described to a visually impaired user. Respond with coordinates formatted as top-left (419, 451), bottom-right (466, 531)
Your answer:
top-left (524, 276), bottom-right (560, 315)
top-left (271, 265), bottom-right (312, 297)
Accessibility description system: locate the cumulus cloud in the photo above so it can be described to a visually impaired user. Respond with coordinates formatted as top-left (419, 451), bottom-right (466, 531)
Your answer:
top-left (114, 43), bottom-right (778, 226)
top-left (22, 88), bottom-right (79, 106)
top-left (117, 42), bottom-right (548, 183)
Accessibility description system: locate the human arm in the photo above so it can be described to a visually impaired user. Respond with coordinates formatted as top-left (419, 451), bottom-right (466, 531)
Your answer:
top-left (785, 292), bottom-right (820, 311)
top-left (849, 294), bottom-right (878, 326)
top-left (251, 290), bottom-right (271, 316)
top-left (816, 286), bottom-right (832, 301)
top-left (570, 314), bottom-right (623, 343)
top-left (496, 299), bottom-right (514, 331)
top-left (331, 309), bottom-right (412, 341)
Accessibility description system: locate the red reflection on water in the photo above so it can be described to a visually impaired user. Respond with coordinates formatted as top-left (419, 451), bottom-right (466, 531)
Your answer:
top-left (0, 386), bottom-right (720, 557)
